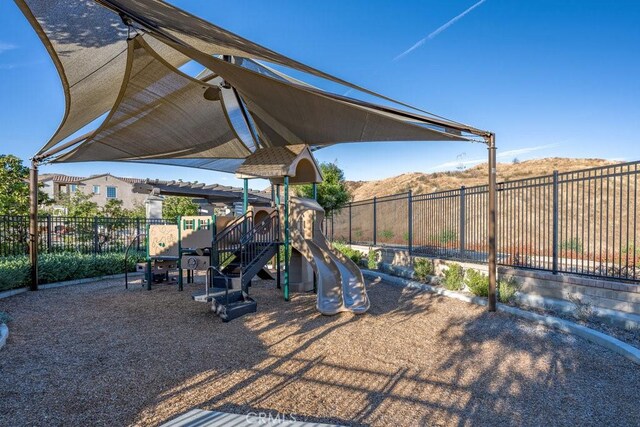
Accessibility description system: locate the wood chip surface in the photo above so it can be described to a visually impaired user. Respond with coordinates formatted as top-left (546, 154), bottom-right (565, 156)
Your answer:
top-left (1, 277), bottom-right (638, 426)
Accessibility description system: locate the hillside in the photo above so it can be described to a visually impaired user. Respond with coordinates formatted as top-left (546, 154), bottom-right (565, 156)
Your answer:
top-left (345, 158), bottom-right (618, 202)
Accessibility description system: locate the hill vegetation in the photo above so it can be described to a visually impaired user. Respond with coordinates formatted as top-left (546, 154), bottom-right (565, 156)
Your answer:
top-left (345, 157), bottom-right (618, 201)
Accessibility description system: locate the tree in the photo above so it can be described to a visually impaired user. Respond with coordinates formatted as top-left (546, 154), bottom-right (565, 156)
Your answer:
top-left (56, 191), bottom-right (99, 217)
top-left (162, 196), bottom-right (199, 221)
top-left (0, 154), bottom-right (52, 216)
top-left (296, 162), bottom-right (351, 216)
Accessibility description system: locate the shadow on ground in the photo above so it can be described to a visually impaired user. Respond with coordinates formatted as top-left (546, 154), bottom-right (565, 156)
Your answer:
top-left (0, 276), bottom-right (638, 426)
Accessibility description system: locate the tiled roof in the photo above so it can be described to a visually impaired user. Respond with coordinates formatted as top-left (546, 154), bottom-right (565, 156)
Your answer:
top-left (38, 174), bottom-right (85, 183)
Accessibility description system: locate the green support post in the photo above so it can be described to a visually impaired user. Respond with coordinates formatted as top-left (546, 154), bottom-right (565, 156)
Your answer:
top-left (283, 176), bottom-right (290, 301)
top-left (312, 182), bottom-right (317, 200)
top-left (312, 181), bottom-right (318, 293)
top-left (146, 223), bottom-right (152, 291)
top-left (243, 178), bottom-right (249, 214)
top-left (177, 216), bottom-right (183, 291)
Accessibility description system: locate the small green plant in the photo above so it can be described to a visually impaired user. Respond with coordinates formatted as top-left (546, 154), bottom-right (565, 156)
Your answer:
top-left (332, 242), bottom-right (363, 264)
top-left (431, 229), bottom-right (457, 245)
top-left (379, 229), bottom-right (394, 240)
top-left (498, 276), bottom-right (519, 303)
top-left (0, 311), bottom-right (12, 325)
top-left (354, 229), bottom-right (363, 239)
top-left (413, 258), bottom-right (434, 282)
top-left (561, 238), bottom-right (583, 253)
top-left (443, 263), bottom-right (464, 290)
top-left (367, 249), bottom-right (379, 270)
top-left (465, 269), bottom-right (489, 297)
top-left (567, 294), bottom-right (595, 321)
top-left (402, 232), bottom-right (410, 243)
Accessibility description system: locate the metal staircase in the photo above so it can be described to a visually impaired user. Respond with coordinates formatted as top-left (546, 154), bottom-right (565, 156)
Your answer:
top-left (192, 211), bottom-right (280, 322)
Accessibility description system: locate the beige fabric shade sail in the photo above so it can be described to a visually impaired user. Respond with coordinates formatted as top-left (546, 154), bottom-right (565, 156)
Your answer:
top-left (16, 0), bottom-right (485, 175)
top-left (56, 37), bottom-right (250, 164)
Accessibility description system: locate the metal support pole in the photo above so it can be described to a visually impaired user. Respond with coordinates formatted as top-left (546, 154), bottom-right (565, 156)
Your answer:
top-left (460, 186), bottom-right (466, 259)
top-left (275, 184), bottom-right (281, 206)
top-left (29, 160), bottom-right (38, 291)
top-left (283, 176), bottom-right (290, 301)
top-left (408, 191), bottom-right (413, 255)
top-left (552, 170), bottom-right (559, 274)
top-left (243, 178), bottom-right (249, 214)
top-left (373, 197), bottom-right (377, 246)
top-left (487, 134), bottom-right (497, 312)
top-left (276, 244), bottom-right (281, 289)
top-left (312, 182), bottom-right (318, 200)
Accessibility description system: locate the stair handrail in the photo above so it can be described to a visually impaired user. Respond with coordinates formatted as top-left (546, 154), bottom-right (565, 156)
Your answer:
top-left (206, 265), bottom-right (231, 306)
top-left (240, 211), bottom-right (280, 274)
top-left (212, 212), bottom-right (253, 268)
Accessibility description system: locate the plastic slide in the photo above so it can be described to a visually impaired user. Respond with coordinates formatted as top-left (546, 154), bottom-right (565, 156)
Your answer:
top-left (289, 197), bottom-right (370, 315)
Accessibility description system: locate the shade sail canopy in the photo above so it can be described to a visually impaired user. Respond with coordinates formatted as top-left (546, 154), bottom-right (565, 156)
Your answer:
top-left (16, 0), bottom-right (486, 175)
top-left (15, 0), bottom-right (190, 152)
top-left (56, 37), bottom-right (250, 163)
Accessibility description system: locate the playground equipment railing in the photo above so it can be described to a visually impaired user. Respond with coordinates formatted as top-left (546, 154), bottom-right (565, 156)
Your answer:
top-left (212, 212), bottom-right (253, 268)
top-left (240, 210), bottom-right (280, 273)
top-left (328, 160), bottom-right (640, 284)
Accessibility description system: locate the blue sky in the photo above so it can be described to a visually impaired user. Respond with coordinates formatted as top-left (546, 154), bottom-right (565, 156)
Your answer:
top-left (0, 0), bottom-right (638, 188)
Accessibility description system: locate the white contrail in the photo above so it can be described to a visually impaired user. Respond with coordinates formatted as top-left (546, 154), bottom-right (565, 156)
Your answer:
top-left (393, 0), bottom-right (487, 61)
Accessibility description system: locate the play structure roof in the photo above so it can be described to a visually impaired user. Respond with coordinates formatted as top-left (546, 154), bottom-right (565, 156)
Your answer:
top-left (18, 0), bottom-right (486, 175)
top-left (235, 145), bottom-right (322, 184)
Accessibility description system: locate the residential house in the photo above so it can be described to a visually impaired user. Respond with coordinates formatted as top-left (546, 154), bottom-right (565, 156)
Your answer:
top-left (39, 173), bottom-right (147, 211)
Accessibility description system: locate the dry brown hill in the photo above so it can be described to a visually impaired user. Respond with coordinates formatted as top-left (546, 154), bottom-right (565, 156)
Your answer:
top-left (346, 158), bottom-right (618, 202)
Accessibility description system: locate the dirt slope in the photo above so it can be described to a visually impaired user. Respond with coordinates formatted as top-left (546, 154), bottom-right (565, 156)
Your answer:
top-left (346, 158), bottom-right (618, 201)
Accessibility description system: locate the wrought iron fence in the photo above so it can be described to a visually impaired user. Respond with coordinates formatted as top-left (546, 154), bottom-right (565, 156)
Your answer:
top-left (0, 215), bottom-right (170, 257)
top-left (327, 161), bottom-right (640, 283)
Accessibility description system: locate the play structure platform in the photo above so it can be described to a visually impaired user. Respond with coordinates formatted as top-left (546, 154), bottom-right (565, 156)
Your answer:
top-left (131, 145), bottom-right (369, 322)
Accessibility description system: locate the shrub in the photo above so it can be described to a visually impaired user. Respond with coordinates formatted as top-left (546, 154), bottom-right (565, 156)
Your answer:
top-left (333, 242), bottom-right (363, 264)
top-left (498, 276), bottom-right (519, 303)
top-left (0, 251), bottom-right (146, 292)
top-left (413, 258), bottom-right (434, 282)
top-left (431, 229), bottom-right (457, 245)
top-left (368, 249), bottom-right (379, 270)
top-left (379, 229), bottom-right (394, 240)
top-left (561, 238), bottom-right (583, 253)
top-left (443, 263), bottom-right (464, 290)
top-left (465, 269), bottom-right (489, 297)
top-left (0, 311), bottom-right (12, 324)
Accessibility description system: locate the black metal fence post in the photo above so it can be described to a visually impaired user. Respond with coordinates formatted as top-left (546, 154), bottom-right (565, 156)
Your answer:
top-left (136, 218), bottom-right (141, 251)
top-left (408, 191), bottom-right (413, 255)
top-left (348, 203), bottom-right (352, 244)
top-left (46, 214), bottom-right (52, 253)
top-left (93, 216), bottom-right (99, 254)
top-left (373, 197), bottom-right (377, 246)
top-left (552, 170), bottom-right (559, 274)
top-left (460, 186), bottom-right (466, 259)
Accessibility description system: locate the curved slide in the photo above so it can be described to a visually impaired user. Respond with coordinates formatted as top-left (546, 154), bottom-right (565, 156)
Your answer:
top-left (289, 198), bottom-right (370, 315)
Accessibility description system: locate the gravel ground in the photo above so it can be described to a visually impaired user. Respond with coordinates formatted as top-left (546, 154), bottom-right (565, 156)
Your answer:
top-left (1, 276), bottom-right (639, 427)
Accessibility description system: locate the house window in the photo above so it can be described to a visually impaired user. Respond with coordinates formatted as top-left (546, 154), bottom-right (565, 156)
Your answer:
top-left (106, 186), bottom-right (117, 199)
top-left (70, 184), bottom-right (78, 193)
top-left (93, 185), bottom-right (100, 194)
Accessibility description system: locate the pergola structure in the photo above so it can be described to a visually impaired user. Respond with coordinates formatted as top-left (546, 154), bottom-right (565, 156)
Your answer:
top-left (18, 0), bottom-right (498, 311)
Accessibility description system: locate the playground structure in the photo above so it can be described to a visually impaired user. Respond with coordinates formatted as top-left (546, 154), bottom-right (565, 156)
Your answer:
top-left (136, 145), bottom-right (370, 321)
top-left (19, 0), bottom-right (498, 313)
